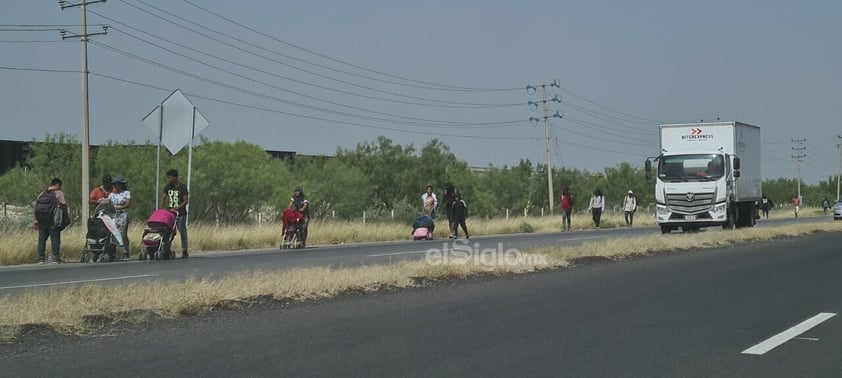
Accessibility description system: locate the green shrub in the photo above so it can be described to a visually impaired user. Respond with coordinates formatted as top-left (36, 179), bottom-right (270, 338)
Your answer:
top-left (518, 221), bottom-right (534, 233)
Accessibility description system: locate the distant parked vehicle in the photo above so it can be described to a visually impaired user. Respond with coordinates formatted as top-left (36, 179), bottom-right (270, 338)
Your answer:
top-left (834, 200), bottom-right (842, 220)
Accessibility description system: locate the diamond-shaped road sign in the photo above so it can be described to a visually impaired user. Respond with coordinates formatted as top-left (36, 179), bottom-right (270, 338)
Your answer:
top-left (143, 89), bottom-right (209, 154)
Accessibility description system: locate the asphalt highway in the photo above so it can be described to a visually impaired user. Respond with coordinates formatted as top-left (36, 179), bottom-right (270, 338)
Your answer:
top-left (1, 221), bottom-right (840, 377)
top-left (0, 216), bottom-right (829, 296)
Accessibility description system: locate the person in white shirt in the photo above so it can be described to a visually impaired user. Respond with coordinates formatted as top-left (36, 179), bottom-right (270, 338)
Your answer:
top-left (421, 185), bottom-right (438, 218)
top-left (108, 175), bottom-right (132, 259)
top-left (623, 190), bottom-right (637, 227)
top-left (588, 188), bottom-right (605, 228)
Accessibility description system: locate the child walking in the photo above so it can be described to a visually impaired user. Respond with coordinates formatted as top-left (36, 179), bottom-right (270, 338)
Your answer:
top-left (451, 193), bottom-right (469, 239)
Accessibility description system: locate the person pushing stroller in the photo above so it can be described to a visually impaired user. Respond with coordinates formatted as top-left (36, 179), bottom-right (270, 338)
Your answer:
top-left (288, 186), bottom-right (310, 248)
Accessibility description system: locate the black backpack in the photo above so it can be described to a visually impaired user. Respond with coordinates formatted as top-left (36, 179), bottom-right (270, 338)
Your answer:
top-left (34, 189), bottom-right (58, 225)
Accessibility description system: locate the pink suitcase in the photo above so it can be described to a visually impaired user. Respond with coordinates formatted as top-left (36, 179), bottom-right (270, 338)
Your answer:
top-left (413, 227), bottom-right (432, 240)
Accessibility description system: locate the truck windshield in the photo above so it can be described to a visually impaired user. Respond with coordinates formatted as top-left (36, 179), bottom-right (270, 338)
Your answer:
top-left (658, 154), bottom-right (724, 181)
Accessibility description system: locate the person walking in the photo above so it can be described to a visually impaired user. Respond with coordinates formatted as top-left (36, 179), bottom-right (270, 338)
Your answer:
top-left (34, 178), bottom-right (68, 264)
top-left (560, 186), bottom-right (574, 231)
top-left (791, 194), bottom-right (800, 218)
top-left (821, 196), bottom-right (830, 215)
top-left (589, 188), bottom-right (605, 229)
top-left (421, 185), bottom-right (437, 218)
top-left (108, 175), bottom-right (132, 259)
top-left (760, 195), bottom-right (774, 219)
top-left (288, 186), bottom-right (310, 248)
top-left (160, 169), bottom-right (190, 258)
top-left (443, 183), bottom-right (459, 238)
top-left (623, 190), bottom-right (637, 227)
top-left (450, 193), bottom-right (469, 239)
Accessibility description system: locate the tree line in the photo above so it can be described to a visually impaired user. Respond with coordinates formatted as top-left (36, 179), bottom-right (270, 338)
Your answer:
top-left (0, 134), bottom-right (837, 225)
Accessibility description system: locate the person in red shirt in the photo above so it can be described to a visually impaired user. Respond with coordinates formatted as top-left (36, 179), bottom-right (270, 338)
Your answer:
top-left (792, 194), bottom-right (800, 218)
top-left (89, 175), bottom-right (113, 206)
top-left (560, 186), bottom-right (574, 231)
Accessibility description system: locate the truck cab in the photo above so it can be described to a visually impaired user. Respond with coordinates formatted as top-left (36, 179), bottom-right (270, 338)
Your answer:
top-left (646, 122), bottom-right (760, 233)
top-left (653, 152), bottom-right (740, 232)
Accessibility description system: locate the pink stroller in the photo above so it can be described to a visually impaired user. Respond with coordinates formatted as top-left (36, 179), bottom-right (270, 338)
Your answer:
top-left (140, 209), bottom-right (177, 260)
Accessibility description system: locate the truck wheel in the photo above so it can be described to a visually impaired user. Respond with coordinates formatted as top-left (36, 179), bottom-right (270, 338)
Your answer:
top-left (660, 226), bottom-right (671, 234)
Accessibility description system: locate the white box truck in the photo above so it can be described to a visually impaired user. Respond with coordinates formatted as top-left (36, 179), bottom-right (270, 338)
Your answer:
top-left (645, 121), bottom-right (762, 233)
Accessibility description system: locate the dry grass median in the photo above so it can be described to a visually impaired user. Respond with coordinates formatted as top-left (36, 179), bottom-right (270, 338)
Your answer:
top-left (1, 220), bottom-right (840, 342)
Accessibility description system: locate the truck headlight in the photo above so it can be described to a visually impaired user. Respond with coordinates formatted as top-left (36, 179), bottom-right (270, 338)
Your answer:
top-left (713, 203), bottom-right (726, 213)
top-left (656, 205), bottom-right (670, 216)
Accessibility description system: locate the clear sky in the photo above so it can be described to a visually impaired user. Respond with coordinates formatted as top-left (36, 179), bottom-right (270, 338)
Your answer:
top-left (2, 0), bottom-right (840, 184)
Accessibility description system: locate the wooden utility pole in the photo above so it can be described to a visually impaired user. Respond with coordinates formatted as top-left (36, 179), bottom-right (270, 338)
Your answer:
top-left (60, 0), bottom-right (107, 222)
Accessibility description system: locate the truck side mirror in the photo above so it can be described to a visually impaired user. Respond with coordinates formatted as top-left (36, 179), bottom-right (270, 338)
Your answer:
top-left (733, 157), bottom-right (740, 170)
top-left (734, 170), bottom-right (741, 178)
top-left (644, 160), bottom-right (652, 180)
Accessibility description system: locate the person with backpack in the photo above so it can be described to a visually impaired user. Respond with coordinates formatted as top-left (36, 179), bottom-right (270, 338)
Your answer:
top-left (34, 178), bottom-right (68, 264)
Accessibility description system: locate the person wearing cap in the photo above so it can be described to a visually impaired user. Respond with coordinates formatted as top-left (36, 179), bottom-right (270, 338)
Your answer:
top-left (623, 190), bottom-right (638, 227)
top-left (160, 169), bottom-right (190, 258)
top-left (288, 186), bottom-right (310, 247)
top-left (89, 174), bottom-right (113, 205)
top-left (108, 175), bottom-right (132, 259)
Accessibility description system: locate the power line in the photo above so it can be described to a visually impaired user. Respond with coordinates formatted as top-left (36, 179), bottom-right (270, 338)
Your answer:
top-left (551, 122), bottom-right (655, 148)
top-left (124, 0), bottom-right (522, 93)
top-left (0, 66), bottom-right (80, 73)
top-left (563, 114), bottom-right (659, 144)
top-left (91, 13), bottom-right (518, 109)
top-left (2, 64), bottom-right (649, 160)
top-left (105, 4), bottom-right (521, 107)
top-left (0, 40), bottom-right (65, 43)
top-left (88, 72), bottom-right (536, 141)
top-left (0, 28), bottom-right (67, 32)
top-left (88, 40), bottom-right (525, 128)
top-left (0, 24), bottom-right (102, 27)
top-left (556, 84), bottom-right (662, 124)
top-left (560, 100), bottom-right (658, 132)
top-left (179, 0), bottom-right (522, 92)
top-left (555, 137), bottom-right (648, 157)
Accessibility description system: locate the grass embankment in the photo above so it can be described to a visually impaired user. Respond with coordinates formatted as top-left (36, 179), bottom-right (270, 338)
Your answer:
top-left (1, 220), bottom-right (840, 342)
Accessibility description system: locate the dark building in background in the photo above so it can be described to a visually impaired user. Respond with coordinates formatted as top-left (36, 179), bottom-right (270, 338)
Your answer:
top-left (0, 139), bottom-right (300, 175)
top-left (0, 140), bottom-right (30, 175)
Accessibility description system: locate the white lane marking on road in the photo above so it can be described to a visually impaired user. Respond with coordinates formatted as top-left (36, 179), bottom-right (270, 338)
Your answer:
top-left (367, 235), bottom-right (608, 257)
top-left (562, 236), bottom-right (609, 241)
top-left (742, 312), bottom-right (836, 355)
top-left (0, 274), bottom-right (157, 291)
top-left (367, 251), bottom-right (428, 257)
top-left (794, 337), bottom-right (820, 341)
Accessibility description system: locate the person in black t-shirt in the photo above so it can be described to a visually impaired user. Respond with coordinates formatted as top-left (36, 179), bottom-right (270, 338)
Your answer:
top-left (160, 169), bottom-right (190, 258)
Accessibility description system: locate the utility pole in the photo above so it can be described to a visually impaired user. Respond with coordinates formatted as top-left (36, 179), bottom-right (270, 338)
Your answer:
top-left (528, 80), bottom-right (561, 213)
top-left (60, 0), bottom-right (107, 222)
top-left (791, 139), bottom-right (806, 205)
top-left (836, 135), bottom-right (841, 202)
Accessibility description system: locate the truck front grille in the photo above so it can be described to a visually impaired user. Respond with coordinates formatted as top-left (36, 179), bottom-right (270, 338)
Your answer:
top-left (666, 192), bottom-right (714, 213)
